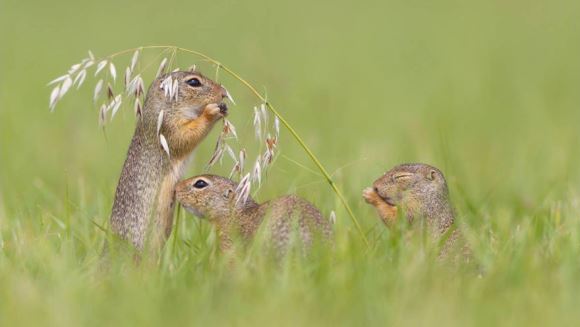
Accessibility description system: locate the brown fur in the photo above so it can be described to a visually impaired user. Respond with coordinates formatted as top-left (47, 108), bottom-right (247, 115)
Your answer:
top-left (175, 175), bottom-right (333, 256)
top-left (109, 71), bottom-right (228, 252)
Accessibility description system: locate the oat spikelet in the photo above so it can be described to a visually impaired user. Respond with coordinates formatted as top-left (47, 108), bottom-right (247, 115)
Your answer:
top-left (239, 149), bottom-right (246, 172)
top-left (157, 110), bottom-right (164, 135)
top-left (160, 76), bottom-right (173, 99)
top-left (223, 119), bottom-right (238, 139)
top-left (49, 86), bottom-right (60, 111)
top-left (274, 116), bottom-right (280, 138)
top-left (124, 67), bottom-right (131, 88)
top-left (253, 106), bottom-right (262, 140)
top-left (73, 70), bottom-right (87, 89)
top-left (95, 60), bottom-right (107, 76)
top-left (109, 62), bottom-right (117, 82)
top-left (156, 58), bottom-right (168, 78)
top-left (126, 75), bottom-right (139, 96)
top-left (171, 78), bottom-right (179, 101)
top-left (134, 98), bottom-right (142, 117)
top-left (110, 95), bottom-right (122, 119)
top-left (235, 173), bottom-right (251, 205)
top-left (252, 159), bottom-right (262, 186)
top-left (329, 211), bottom-right (336, 225)
top-left (48, 74), bottom-right (68, 86)
top-left (68, 63), bottom-right (81, 75)
top-left (159, 134), bottom-right (170, 158)
top-left (107, 83), bottom-right (114, 100)
top-left (225, 144), bottom-right (237, 163)
top-left (81, 58), bottom-right (94, 69)
top-left (260, 103), bottom-right (268, 126)
top-left (93, 80), bottom-right (103, 102)
top-left (206, 135), bottom-right (226, 169)
top-left (99, 104), bottom-right (107, 125)
top-left (58, 77), bottom-right (73, 98)
top-left (224, 87), bottom-right (236, 105)
top-left (229, 162), bottom-right (241, 179)
top-left (130, 49), bottom-right (140, 71)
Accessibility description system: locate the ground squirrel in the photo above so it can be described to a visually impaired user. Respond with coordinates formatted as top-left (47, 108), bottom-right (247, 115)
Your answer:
top-left (110, 71), bottom-right (229, 251)
top-left (363, 163), bottom-right (468, 260)
top-left (175, 175), bottom-right (333, 256)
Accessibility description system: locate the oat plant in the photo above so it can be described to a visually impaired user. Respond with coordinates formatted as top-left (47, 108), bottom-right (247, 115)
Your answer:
top-left (48, 45), bottom-right (369, 247)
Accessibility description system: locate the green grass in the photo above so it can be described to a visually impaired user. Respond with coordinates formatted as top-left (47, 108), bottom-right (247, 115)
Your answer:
top-left (1, 0), bottom-right (580, 326)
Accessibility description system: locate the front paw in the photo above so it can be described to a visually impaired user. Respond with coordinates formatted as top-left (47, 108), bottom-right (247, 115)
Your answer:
top-left (203, 103), bottom-right (226, 121)
top-left (362, 187), bottom-right (377, 205)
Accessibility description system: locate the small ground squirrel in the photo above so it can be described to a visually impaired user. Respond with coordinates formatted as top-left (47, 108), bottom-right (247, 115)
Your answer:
top-left (175, 175), bottom-right (333, 256)
top-left (110, 71), bottom-right (228, 251)
top-left (363, 163), bottom-right (468, 260)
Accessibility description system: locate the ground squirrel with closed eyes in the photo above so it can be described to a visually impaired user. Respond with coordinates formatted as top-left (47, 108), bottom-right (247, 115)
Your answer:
top-left (109, 71), bottom-right (230, 252)
top-left (175, 174), bottom-right (333, 256)
top-left (363, 163), bottom-right (470, 261)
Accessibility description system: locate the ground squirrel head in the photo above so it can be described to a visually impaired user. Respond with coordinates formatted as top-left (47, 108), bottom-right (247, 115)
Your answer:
top-left (365, 163), bottom-right (452, 227)
top-left (175, 174), bottom-right (255, 221)
top-left (146, 71), bottom-right (228, 120)
top-left (140, 71), bottom-right (229, 157)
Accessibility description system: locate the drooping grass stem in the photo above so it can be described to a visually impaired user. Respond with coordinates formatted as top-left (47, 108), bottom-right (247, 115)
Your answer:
top-left (106, 45), bottom-right (370, 248)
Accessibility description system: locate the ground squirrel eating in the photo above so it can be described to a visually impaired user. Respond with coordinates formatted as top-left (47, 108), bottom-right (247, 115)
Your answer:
top-left (363, 163), bottom-right (454, 231)
top-left (363, 163), bottom-right (468, 260)
top-left (110, 71), bottom-right (229, 251)
top-left (175, 175), bottom-right (333, 256)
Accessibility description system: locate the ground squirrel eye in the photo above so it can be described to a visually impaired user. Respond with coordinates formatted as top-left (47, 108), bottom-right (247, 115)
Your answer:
top-left (186, 78), bottom-right (202, 87)
top-left (193, 179), bottom-right (208, 189)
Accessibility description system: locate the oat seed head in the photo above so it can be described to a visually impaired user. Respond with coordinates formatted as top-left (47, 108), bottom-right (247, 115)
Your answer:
top-left (46, 46), bottom-right (368, 245)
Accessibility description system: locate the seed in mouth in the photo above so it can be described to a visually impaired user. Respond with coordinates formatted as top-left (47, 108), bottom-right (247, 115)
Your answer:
top-left (218, 103), bottom-right (228, 114)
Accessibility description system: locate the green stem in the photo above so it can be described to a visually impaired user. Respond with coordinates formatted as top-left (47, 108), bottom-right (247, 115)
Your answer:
top-left (107, 45), bottom-right (370, 247)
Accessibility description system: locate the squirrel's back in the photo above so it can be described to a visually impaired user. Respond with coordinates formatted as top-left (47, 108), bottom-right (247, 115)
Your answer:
top-left (263, 195), bottom-right (333, 256)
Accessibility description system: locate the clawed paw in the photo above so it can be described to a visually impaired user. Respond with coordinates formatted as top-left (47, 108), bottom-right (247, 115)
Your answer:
top-left (362, 187), bottom-right (376, 204)
top-left (203, 103), bottom-right (226, 121)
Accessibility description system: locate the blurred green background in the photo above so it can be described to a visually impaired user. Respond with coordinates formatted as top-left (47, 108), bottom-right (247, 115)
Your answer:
top-left (1, 0), bottom-right (580, 326)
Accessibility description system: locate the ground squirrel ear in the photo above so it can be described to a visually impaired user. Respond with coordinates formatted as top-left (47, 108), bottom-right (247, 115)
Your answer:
top-left (426, 170), bottom-right (437, 181)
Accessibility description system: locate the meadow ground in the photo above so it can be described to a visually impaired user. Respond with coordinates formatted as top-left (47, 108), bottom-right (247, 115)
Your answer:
top-left (1, 0), bottom-right (580, 326)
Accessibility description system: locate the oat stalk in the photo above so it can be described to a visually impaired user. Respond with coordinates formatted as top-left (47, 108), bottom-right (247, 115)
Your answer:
top-left (51, 45), bottom-right (370, 247)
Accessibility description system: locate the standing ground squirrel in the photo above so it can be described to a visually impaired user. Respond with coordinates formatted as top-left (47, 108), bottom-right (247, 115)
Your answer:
top-left (363, 163), bottom-right (469, 260)
top-left (175, 175), bottom-right (333, 256)
top-left (110, 71), bottom-right (229, 251)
